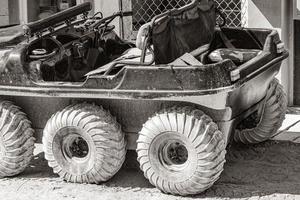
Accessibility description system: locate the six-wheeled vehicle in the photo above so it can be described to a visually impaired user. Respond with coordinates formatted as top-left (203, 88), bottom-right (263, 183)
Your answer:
top-left (0, 0), bottom-right (288, 196)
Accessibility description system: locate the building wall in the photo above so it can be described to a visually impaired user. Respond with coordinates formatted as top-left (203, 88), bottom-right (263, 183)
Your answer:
top-left (94, 0), bottom-right (120, 35)
top-left (92, 0), bottom-right (132, 40)
top-left (247, 0), bottom-right (281, 32)
top-left (27, 0), bottom-right (40, 23)
top-left (0, 0), bottom-right (19, 26)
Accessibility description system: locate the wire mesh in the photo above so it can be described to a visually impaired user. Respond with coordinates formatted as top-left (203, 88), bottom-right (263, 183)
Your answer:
top-left (131, 0), bottom-right (247, 31)
top-left (215, 0), bottom-right (248, 27)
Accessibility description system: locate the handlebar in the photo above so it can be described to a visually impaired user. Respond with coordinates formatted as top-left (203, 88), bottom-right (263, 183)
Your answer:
top-left (23, 2), bottom-right (92, 35)
top-left (90, 11), bottom-right (133, 29)
top-left (122, 11), bottom-right (133, 17)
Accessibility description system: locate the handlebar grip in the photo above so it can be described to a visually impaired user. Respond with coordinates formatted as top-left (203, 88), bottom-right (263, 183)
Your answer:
top-left (23, 2), bottom-right (92, 35)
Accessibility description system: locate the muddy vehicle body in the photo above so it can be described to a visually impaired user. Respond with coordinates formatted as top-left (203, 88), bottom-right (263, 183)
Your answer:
top-left (0, 0), bottom-right (288, 196)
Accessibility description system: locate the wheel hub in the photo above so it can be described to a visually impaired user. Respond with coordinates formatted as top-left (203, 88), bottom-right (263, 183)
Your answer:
top-left (67, 136), bottom-right (89, 159)
top-left (165, 142), bottom-right (188, 165)
top-left (63, 134), bottom-right (90, 161)
top-left (160, 138), bottom-right (189, 171)
top-left (148, 129), bottom-right (202, 183)
top-left (52, 126), bottom-right (94, 175)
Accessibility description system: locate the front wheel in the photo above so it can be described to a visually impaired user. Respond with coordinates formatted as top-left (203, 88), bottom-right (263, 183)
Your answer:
top-left (137, 107), bottom-right (226, 196)
top-left (43, 103), bottom-right (126, 184)
top-left (234, 78), bottom-right (287, 144)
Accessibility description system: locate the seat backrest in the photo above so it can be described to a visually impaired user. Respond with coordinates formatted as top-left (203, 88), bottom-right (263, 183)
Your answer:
top-left (136, 22), bottom-right (151, 50)
top-left (151, 0), bottom-right (216, 64)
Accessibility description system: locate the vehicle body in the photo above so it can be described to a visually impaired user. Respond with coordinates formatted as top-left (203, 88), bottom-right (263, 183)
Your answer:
top-left (0, 0), bottom-right (288, 196)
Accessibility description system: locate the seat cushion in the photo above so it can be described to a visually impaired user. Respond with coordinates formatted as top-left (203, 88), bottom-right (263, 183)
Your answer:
top-left (208, 48), bottom-right (262, 65)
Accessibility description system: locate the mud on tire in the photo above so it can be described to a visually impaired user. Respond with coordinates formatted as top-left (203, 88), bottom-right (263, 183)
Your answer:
top-left (136, 106), bottom-right (226, 196)
top-left (43, 103), bottom-right (126, 184)
top-left (0, 101), bottom-right (35, 177)
top-left (234, 78), bottom-right (288, 144)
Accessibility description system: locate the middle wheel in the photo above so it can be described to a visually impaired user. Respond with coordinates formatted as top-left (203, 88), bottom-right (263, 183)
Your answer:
top-left (137, 107), bottom-right (227, 196)
top-left (43, 103), bottom-right (126, 184)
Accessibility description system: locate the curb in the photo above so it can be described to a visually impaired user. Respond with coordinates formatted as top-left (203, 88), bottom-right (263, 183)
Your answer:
top-left (272, 107), bottom-right (300, 143)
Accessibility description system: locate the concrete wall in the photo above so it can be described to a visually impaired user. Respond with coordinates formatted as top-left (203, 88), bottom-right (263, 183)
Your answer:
top-left (297, 0), bottom-right (300, 16)
top-left (0, 0), bottom-right (20, 25)
top-left (0, 0), bottom-right (10, 26)
top-left (90, 0), bottom-right (132, 39)
top-left (247, 0), bottom-right (281, 31)
top-left (27, 0), bottom-right (40, 22)
top-left (94, 0), bottom-right (121, 35)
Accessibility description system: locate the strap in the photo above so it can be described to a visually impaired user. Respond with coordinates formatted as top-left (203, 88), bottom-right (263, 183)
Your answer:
top-left (219, 29), bottom-right (236, 49)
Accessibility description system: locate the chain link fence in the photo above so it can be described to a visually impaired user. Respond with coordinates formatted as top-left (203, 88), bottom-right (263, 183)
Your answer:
top-left (215, 0), bottom-right (248, 27)
top-left (131, 0), bottom-right (248, 31)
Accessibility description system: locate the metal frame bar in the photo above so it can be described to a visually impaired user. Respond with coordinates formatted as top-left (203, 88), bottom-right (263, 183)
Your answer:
top-left (241, 0), bottom-right (248, 27)
top-left (281, 0), bottom-right (294, 105)
top-left (18, 0), bottom-right (28, 24)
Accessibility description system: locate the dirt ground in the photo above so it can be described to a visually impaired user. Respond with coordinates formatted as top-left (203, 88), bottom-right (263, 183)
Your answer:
top-left (0, 141), bottom-right (300, 200)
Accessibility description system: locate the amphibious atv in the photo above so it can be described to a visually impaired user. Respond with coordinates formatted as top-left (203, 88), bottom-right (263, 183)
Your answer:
top-left (0, 0), bottom-right (288, 196)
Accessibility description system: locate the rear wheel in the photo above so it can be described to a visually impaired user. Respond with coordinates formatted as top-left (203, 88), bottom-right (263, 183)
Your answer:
top-left (234, 78), bottom-right (287, 144)
top-left (0, 101), bottom-right (35, 177)
top-left (137, 107), bottom-right (226, 196)
top-left (43, 103), bottom-right (126, 183)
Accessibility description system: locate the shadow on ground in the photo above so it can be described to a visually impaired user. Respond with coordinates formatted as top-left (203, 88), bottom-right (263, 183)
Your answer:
top-left (13, 141), bottom-right (300, 199)
top-left (19, 150), bottom-right (154, 189)
top-left (19, 152), bottom-right (57, 179)
top-left (199, 141), bottom-right (300, 199)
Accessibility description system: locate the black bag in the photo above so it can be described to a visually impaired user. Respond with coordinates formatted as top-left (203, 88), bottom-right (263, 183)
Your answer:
top-left (152, 0), bottom-right (216, 64)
